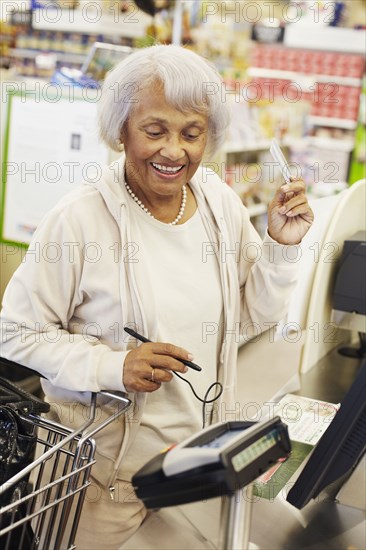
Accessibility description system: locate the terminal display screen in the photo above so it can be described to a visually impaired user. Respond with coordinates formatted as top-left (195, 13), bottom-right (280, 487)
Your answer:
top-left (197, 427), bottom-right (281, 473)
top-left (231, 429), bottom-right (279, 472)
top-left (199, 429), bottom-right (244, 449)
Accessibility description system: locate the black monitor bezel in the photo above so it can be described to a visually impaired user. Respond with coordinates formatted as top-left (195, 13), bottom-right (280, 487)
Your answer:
top-left (286, 360), bottom-right (366, 509)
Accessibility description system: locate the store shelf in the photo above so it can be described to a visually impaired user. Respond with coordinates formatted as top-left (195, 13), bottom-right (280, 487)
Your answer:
top-left (32, 7), bottom-right (152, 38)
top-left (291, 136), bottom-right (355, 152)
top-left (284, 25), bottom-right (366, 54)
top-left (307, 116), bottom-right (358, 130)
top-left (8, 48), bottom-right (86, 64)
top-left (247, 67), bottom-right (362, 88)
top-left (224, 136), bottom-right (354, 155)
top-left (223, 139), bottom-right (272, 154)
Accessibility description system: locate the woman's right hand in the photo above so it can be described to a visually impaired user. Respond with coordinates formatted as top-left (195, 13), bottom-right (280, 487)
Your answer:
top-left (123, 342), bottom-right (190, 392)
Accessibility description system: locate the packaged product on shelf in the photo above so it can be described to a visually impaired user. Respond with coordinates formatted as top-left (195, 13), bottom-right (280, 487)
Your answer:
top-left (255, 98), bottom-right (310, 141)
top-left (225, 97), bottom-right (261, 145)
top-left (289, 143), bottom-right (349, 196)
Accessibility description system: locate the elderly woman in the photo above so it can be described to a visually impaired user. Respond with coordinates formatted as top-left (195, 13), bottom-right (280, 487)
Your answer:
top-left (1, 45), bottom-right (313, 548)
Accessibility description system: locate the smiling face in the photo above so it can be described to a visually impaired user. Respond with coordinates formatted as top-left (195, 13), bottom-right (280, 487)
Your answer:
top-left (121, 84), bottom-right (208, 204)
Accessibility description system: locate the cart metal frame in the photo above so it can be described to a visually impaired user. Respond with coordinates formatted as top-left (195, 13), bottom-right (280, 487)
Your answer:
top-left (0, 390), bottom-right (131, 550)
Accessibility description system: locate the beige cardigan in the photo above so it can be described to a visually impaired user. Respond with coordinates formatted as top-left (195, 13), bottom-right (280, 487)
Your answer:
top-left (0, 154), bottom-right (299, 490)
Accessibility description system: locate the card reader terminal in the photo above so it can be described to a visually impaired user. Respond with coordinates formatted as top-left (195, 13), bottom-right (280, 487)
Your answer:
top-left (132, 417), bottom-right (290, 509)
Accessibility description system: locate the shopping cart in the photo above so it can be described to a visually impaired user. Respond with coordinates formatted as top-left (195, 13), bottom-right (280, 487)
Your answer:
top-left (0, 369), bottom-right (131, 550)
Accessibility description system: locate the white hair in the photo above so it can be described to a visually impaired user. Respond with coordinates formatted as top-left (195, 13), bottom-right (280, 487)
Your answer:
top-left (98, 45), bottom-right (231, 158)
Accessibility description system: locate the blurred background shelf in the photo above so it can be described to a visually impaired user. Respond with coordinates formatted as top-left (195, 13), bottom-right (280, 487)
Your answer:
top-left (247, 67), bottom-right (362, 88)
top-left (31, 6), bottom-right (152, 38)
top-left (8, 47), bottom-right (86, 64)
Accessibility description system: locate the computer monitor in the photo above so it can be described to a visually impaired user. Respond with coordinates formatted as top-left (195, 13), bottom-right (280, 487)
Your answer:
top-left (331, 231), bottom-right (366, 358)
top-left (81, 42), bottom-right (133, 82)
top-left (286, 360), bottom-right (366, 509)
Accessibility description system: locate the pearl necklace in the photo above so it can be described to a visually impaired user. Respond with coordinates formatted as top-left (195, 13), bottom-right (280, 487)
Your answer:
top-left (125, 183), bottom-right (187, 225)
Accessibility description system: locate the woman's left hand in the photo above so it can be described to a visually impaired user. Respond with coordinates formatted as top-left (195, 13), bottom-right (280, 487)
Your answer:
top-left (267, 178), bottom-right (314, 245)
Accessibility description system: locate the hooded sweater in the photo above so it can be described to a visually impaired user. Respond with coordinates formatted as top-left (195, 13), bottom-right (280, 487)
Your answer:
top-left (0, 154), bottom-right (299, 489)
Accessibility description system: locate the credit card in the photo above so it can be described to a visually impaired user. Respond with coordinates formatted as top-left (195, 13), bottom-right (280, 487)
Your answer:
top-left (270, 139), bottom-right (292, 185)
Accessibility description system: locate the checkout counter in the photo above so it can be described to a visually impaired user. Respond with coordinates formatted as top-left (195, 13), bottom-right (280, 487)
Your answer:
top-left (249, 348), bottom-right (365, 550)
top-left (122, 347), bottom-right (365, 550)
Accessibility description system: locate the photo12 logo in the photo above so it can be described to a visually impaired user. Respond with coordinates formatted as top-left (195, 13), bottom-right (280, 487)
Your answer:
top-left (200, 1), bottom-right (335, 25)
top-left (28, 1), bottom-right (140, 24)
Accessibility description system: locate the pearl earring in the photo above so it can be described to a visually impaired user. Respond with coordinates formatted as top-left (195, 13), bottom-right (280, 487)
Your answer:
top-left (116, 139), bottom-right (124, 152)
